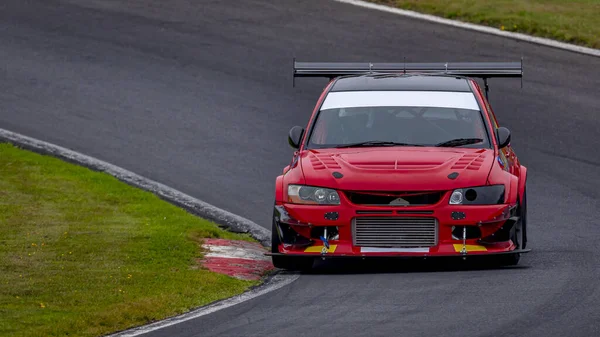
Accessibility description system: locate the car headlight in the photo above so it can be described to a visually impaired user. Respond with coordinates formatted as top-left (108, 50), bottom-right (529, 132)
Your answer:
top-left (287, 185), bottom-right (341, 205)
top-left (449, 185), bottom-right (505, 205)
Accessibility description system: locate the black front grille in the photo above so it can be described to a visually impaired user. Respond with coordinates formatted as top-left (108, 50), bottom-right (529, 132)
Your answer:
top-left (345, 191), bottom-right (444, 206)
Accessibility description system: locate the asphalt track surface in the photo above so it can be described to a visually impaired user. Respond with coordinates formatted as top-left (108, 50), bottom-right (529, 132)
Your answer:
top-left (2, 1), bottom-right (600, 336)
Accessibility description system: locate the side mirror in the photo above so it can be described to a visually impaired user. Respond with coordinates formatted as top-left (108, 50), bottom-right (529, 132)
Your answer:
top-left (496, 127), bottom-right (511, 149)
top-left (288, 126), bottom-right (304, 149)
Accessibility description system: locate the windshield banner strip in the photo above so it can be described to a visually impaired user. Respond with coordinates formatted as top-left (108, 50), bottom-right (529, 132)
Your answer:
top-left (320, 91), bottom-right (480, 110)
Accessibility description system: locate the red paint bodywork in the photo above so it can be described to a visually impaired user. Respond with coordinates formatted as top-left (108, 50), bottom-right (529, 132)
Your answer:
top-left (273, 78), bottom-right (527, 258)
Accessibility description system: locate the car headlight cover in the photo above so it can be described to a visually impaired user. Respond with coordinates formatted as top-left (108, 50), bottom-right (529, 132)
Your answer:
top-left (448, 185), bottom-right (505, 205)
top-left (287, 185), bottom-right (340, 205)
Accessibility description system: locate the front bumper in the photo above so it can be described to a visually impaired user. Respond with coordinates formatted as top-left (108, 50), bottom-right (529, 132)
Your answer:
top-left (271, 201), bottom-right (530, 258)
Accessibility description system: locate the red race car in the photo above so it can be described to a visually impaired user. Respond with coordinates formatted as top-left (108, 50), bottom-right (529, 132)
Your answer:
top-left (269, 61), bottom-right (530, 270)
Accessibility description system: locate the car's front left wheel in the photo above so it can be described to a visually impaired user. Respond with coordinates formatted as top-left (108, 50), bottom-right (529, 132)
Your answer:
top-left (271, 216), bottom-right (314, 272)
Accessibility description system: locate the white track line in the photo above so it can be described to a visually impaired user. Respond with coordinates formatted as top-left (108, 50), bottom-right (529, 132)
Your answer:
top-left (333, 0), bottom-right (600, 58)
top-left (107, 273), bottom-right (299, 337)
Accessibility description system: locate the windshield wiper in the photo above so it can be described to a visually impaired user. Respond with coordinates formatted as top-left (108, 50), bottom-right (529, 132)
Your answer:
top-left (435, 138), bottom-right (483, 147)
top-left (335, 141), bottom-right (424, 148)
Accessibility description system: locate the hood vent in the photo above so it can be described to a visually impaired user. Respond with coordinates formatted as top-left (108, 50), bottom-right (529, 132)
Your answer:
top-left (309, 154), bottom-right (341, 170)
top-left (451, 152), bottom-right (488, 171)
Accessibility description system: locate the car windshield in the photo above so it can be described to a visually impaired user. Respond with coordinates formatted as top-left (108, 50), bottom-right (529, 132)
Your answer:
top-left (306, 90), bottom-right (491, 149)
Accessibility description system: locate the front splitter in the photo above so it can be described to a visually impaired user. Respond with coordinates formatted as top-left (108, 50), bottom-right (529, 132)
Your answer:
top-left (266, 248), bottom-right (532, 259)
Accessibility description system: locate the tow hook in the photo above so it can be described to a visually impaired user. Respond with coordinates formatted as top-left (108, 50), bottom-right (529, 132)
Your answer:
top-left (320, 227), bottom-right (329, 255)
top-left (461, 226), bottom-right (467, 258)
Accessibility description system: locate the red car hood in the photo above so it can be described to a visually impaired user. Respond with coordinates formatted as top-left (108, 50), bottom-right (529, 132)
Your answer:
top-left (299, 147), bottom-right (495, 191)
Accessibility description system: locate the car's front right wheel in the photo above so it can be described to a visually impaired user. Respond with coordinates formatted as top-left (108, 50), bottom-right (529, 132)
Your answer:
top-left (497, 187), bottom-right (527, 266)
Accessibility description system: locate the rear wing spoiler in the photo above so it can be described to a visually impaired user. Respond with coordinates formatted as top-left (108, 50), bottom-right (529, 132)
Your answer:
top-left (292, 60), bottom-right (523, 99)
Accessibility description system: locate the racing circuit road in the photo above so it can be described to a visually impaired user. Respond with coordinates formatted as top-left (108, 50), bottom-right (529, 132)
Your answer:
top-left (2, 1), bottom-right (600, 336)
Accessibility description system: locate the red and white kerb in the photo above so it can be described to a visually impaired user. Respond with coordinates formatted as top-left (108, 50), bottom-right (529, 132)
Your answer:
top-left (200, 239), bottom-right (274, 281)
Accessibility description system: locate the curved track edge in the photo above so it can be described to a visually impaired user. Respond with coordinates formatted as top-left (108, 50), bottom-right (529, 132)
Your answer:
top-left (0, 128), bottom-right (300, 335)
top-left (334, 0), bottom-right (600, 57)
top-left (0, 128), bottom-right (271, 246)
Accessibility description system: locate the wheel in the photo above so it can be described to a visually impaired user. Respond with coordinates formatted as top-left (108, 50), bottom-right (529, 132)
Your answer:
top-left (501, 227), bottom-right (523, 266)
top-left (511, 186), bottom-right (528, 253)
top-left (497, 188), bottom-right (527, 266)
top-left (271, 215), bottom-right (314, 271)
top-left (521, 187), bottom-right (528, 249)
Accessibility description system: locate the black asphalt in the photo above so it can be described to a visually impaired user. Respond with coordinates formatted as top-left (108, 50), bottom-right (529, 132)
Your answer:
top-left (2, 1), bottom-right (600, 336)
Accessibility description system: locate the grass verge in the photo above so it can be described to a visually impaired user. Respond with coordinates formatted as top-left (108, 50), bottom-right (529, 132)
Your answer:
top-left (0, 142), bottom-right (261, 337)
top-left (367, 0), bottom-right (600, 49)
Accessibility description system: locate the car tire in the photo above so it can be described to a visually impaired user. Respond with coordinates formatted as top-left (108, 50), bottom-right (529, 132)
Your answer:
top-left (521, 187), bottom-right (528, 249)
top-left (497, 188), bottom-right (527, 266)
top-left (271, 215), bottom-right (314, 272)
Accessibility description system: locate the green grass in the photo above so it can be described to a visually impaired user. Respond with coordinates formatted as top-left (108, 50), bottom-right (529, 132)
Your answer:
top-left (0, 143), bottom-right (261, 337)
top-left (368, 0), bottom-right (600, 49)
